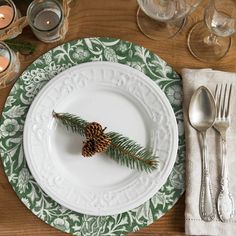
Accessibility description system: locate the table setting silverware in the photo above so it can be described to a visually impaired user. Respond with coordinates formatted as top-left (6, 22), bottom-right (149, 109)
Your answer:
top-left (214, 84), bottom-right (234, 222)
top-left (188, 82), bottom-right (235, 224)
top-left (188, 86), bottom-right (216, 222)
top-left (182, 68), bottom-right (236, 236)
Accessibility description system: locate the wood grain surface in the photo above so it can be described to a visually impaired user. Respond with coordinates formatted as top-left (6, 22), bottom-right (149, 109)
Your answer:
top-left (1, 0), bottom-right (236, 235)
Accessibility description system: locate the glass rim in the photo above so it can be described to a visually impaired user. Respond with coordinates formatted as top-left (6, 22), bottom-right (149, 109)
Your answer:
top-left (26, 0), bottom-right (64, 33)
top-left (0, 41), bottom-right (12, 73)
top-left (0, 0), bottom-right (17, 30)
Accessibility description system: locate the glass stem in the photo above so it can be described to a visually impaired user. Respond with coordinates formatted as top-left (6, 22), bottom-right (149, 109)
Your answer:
top-left (203, 33), bottom-right (219, 46)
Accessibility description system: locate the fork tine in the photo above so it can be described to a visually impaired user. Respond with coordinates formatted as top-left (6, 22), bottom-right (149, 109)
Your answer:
top-left (219, 84), bottom-right (223, 117)
top-left (214, 84), bottom-right (218, 98)
top-left (222, 84), bottom-right (228, 118)
top-left (226, 84), bottom-right (232, 117)
top-left (214, 84), bottom-right (219, 115)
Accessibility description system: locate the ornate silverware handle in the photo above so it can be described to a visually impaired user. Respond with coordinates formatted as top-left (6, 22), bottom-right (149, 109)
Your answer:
top-left (199, 132), bottom-right (215, 222)
top-left (217, 139), bottom-right (234, 222)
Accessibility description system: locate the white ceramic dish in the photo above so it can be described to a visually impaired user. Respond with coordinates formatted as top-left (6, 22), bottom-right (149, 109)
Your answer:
top-left (23, 61), bottom-right (178, 216)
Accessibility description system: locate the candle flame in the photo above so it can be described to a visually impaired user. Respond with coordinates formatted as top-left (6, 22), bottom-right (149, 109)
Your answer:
top-left (0, 13), bottom-right (5, 20)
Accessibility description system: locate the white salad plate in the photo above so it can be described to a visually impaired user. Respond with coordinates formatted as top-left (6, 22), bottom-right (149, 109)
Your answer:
top-left (23, 61), bottom-right (178, 216)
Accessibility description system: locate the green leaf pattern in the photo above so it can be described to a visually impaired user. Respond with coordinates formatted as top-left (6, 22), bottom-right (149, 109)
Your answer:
top-left (0, 38), bottom-right (185, 235)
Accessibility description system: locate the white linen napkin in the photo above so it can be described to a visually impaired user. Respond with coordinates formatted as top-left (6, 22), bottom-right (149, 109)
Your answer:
top-left (182, 68), bottom-right (236, 236)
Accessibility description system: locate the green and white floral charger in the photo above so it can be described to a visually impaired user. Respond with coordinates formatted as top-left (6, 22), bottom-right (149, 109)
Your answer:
top-left (0, 38), bottom-right (185, 236)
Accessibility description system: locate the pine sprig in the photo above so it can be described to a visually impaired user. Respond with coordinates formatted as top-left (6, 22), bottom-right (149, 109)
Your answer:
top-left (106, 132), bottom-right (158, 173)
top-left (52, 111), bottom-right (88, 136)
top-left (53, 111), bottom-right (158, 173)
top-left (5, 39), bottom-right (36, 55)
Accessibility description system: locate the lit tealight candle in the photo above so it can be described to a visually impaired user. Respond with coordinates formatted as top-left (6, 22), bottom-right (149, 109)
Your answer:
top-left (0, 42), bottom-right (20, 89)
top-left (0, 55), bottom-right (10, 72)
top-left (27, 0), bottom-right (65, 43)
top-left (0, 5), bottom-right (14, 29)
top-left (33, 8), bottom-right (61, 31)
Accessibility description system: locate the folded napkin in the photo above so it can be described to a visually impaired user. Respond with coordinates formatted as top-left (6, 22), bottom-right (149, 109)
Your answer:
top-left (182, 68), bottom-right (236, 236)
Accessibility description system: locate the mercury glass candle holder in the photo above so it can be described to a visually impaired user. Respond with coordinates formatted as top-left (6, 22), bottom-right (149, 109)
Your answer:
top-left (0, 41), bottom-right (20, 89)
top-left (27, 0), bottom-right (66, 43)
top-left (0, 0), bottom-right (20, 37)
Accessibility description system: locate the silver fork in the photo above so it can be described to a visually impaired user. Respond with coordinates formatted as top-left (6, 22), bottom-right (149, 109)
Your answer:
top-left (214, 84), bottom-right (234, 222)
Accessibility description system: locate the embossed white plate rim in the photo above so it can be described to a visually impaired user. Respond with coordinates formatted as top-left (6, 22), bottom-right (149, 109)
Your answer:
top-left (23, 61), bottom-right (178, 216)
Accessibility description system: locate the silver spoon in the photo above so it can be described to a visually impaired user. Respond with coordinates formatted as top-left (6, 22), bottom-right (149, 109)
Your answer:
top-left (189, 86), bottom-right (216, 222)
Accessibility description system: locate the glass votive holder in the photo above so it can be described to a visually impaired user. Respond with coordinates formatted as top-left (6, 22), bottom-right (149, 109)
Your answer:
top-left (27, 0), bottom-right (67, 43)
top-left (0, 41), bottom-right (20, 89)
top-left (0, 0), bottom-right (20, 38)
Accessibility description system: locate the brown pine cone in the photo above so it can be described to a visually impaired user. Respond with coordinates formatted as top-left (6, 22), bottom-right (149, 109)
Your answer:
top-left (94, 134), bottom-right (111, 153)
top-left (82, 135), bottom-right (111, 157)
top-left (82, 139), bottom-right (96, 157)
top-left (82, 122), bottom-right (111, 157)
top-left (85, 122), bottom-right (103, 139)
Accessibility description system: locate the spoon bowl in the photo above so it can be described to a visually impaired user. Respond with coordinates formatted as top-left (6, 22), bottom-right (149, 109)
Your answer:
top-left (189, 86), bottom-right (216, 131)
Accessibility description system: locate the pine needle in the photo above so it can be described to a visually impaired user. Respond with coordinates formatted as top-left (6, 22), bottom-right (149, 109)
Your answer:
top-left (52, 111), bottom-right (88, 136)
top-left (53, 111), bottom-right (158, 173)
top-left (106, 132), bottom-right (158, 173)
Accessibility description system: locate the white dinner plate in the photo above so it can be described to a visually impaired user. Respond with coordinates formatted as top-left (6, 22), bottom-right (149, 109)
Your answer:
top-left (23, 61), bottom-right (178, 216)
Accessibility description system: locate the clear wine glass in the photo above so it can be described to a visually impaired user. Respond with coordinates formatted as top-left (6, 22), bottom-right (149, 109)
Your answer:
top-left (137, 0), bottom-right (202, 39)
top-left (188, 0), bottom-right (236, 62)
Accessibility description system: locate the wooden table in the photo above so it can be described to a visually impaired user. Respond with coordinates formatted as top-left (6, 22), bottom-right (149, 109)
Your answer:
top-left (1, 0), bottom-right (236, 235)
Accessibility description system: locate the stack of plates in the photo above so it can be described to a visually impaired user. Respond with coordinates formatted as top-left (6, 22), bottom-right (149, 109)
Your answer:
top-left (0, 38), bottom-right (185, 235)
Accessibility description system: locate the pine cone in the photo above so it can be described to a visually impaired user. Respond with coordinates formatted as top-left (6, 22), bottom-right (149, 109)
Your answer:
top-left (82, 139), bottom-right (96, 157)
top-left (94, 134), bottom-right (111, 153)
top-left (82, 135), bottom-right (111, 157)
top-left (85, 122), bottom-right (103, 139)
top-left (82, 122), bottom-right (111, 157)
